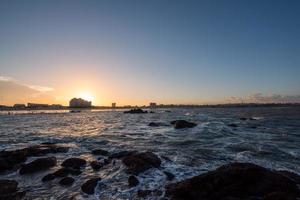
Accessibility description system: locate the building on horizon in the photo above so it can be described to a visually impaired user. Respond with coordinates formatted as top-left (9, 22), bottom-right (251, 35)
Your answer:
top-left (13, 104), bottom-right (26, 109)
top-left (149, 102), bottom-right (157, 108)
top-left (112, 102), bottom-right (116, 108)
top-left (27, 103), bottom-right (49, 109)
top-left (69, 98), bottom-right (92, 108)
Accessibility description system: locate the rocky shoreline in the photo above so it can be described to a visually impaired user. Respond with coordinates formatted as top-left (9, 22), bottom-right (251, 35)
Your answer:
top-left (0, 141), bottom-right (300, 200)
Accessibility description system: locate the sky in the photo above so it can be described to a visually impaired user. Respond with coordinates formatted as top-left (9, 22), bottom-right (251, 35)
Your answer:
top-left (0, 0), bottom-right (299, 106)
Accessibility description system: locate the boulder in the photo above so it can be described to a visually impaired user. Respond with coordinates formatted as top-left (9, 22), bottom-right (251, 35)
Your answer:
top-left (61, 158), bottom-right (86, 169)
top-left (171, 120), bottom-right (197, 129)
top-left (122, 152), bottom-right (161, 174)
top-left (19, 157), bottom-right (57, 174)
top-left (128, 175), bottom-right (139, 187)
top-left (42, 173), bottom-right (56, 182)
top-left (124, 108), bottom-right (148, 114)
top-left (0, 179), bottom-right (25, 200)
top-left (165, 163), bottom-right (300, 200)
top-left (81, 178), bottom-right (101, 195)
top-left (90, 161), bottom-right (104, 171)
top-left (91, 149), bottom-right (109, 156)
top-left (59, 177), bottom-right (75, 186)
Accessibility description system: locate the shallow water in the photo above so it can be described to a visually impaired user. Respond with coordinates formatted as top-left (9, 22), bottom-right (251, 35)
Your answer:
top-left (0, 107), bottom-right (300, 199)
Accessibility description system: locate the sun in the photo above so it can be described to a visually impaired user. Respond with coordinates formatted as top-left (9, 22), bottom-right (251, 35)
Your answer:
top-left (78, 92), bottom-right (94, 102)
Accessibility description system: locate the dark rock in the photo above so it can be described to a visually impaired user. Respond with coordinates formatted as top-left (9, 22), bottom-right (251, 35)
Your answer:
top-left (19, 157), bottom-right (57, 174)
top-left (165, 163), bottom-right (300, 200)
top-left (171, 120), bottom-right (197, 129)
top-left (137, 190), bottom-right (152, 198)
top-left (122, 151), bottom-right (161, 174)
top-left (228, 123), bottom-right (238, 127)
top-left (26, 144), bottom-right (69, 157)
top-left (90, 161), bottom-right (104, 171)
top-left (109, 151), bottom-right (137, 159)
top-left (275, 170), bottom-right (300, 184)
top-left (0, 179), bottom-right (18, 194)
top-left (128, 175), bottom-right (139, 187)
top-left (53, 167), bottom-right (82, 177)
top-left (0, 191), bottom-right (26, 200)
top-left (59, 177), bottom-right (74, 186)
top-left (42, 173), bottom-right (56, 182)
top-left (91, 149), bottom-right (109, 156)
top-left (124, 108), bottom-right (148, 114)
top-left (148, 122), bottom-right (167, 127)
top-left (240, 117), bottom-right (248, 120)
top-left (264, 192), bottom-right (295, 200)
top-left (164, 171), bottom-right (175, 181)
top-left (81, 178), bottom-right (101, 195)
top-left (61, 157), bottom-right (86, 169)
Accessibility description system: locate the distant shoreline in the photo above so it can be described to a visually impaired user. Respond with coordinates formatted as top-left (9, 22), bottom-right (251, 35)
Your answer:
top-left (1, 103), bottom-right (299, 111)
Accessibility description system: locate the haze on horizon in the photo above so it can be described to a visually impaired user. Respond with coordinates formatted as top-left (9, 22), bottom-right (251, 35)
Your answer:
top-left (0, 0), bottom-right (299, 106)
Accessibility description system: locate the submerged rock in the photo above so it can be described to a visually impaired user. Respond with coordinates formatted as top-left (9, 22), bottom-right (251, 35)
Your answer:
top-left (19, 157), bottom-right (57, 174)
top-left (42, 173), bottom-right (56, 182)
top-left (90, 161), bottom-right (104, 171)
top-left (59, 177), bottom-right (74, 186)
top-left (228, 123), bottom-right (238, 127)
top-left (165, 163), bottom-right (300, 200)
top-left (61, 158), bottom-right (86, 169)
top-left (81, 178), bottom-right (101, 195)
top-left (122, 151), bottom-right (161, 174)
top-left (91, 149), bottom-right (109, 156)
top-left (124, 108), bottom-right (148, 114)
top-left (171, 120), bottom-right (197, 129)
top-left (164, 171), bottom-right (175, 181)
top-left (128, 175), bottom-right (139, 187)
top-left (148, 122), bottom-right (168, 127)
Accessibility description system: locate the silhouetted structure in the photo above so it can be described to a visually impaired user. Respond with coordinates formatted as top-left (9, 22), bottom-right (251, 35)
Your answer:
top-left (149, 102), bottom-right (157, 108)
top-left (13, 104), bottom-right (26, 109)
top-left (27, 103), bottom-right (49, 109)
top-left (69, 98), bottom-right (91, 108)
top-left (112, 103), bottom-right (116, 108)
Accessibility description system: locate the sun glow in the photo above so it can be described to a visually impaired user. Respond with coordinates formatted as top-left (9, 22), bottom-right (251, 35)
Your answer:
top-left (78, 92), bottom-right (94, 102)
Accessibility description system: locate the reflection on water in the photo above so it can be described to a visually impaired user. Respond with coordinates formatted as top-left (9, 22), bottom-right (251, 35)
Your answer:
top-left (0, 107), bottom-right (300, 199)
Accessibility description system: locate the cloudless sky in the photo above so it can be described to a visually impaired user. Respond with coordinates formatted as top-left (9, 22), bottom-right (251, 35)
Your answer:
top-left (0, 0), bottom-right (299, 105)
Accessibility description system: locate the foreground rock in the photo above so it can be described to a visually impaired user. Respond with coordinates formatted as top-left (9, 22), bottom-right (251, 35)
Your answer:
top-left (81, 178), bottom-right (101, 195)
top-left (42, 167), bottom-right (81, 182)
top-left (0, 143), bottom-right (68, 173)
top-left (90, 161), bottom-right (104, 171)
top-left (171, 120), bottom-right (197, 129)
top-left (124, 108), bottom-right (148, 114)
top-left (122, 152), bottom-right (161, 174)
top-left (0, 179), bottom-right (26, 200)
top-left (19, 157), bottom-right (57, 174)
top-left (61, 157), bottom-right (86, 169)
top-left (166, 162), bottom-right (300, 200)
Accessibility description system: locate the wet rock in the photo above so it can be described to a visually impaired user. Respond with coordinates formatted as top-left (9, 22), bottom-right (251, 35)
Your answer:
top-left (275, 170), bottom-right (300, 184)
top-left (53, 167), bottom-right (82, 177)
top-left (81, 178), bottom-right (101, 195)
top-left (90, 161), bottom-right (104, 171)
top-left (42, 173), bottom-right (56, 182)
top-left (109, 151), bottom-right (137, 159)
top-left (137, 190), bottom-right (152, 198)
top-left (19, 157), bottom-right (57, 174)
top-left (263, 191), bottom-right (295, 200)
top-left (165, 163), bottom-right (300, 200)
top-left (59, 177), bottom-right (74, 186)
top-left (228, 123), bottom-right (238, 127)
top-left (0, 179), bottom-right (25, 200)
top-left (240, 117), bottom-right (248, 120)
top-left (0, 191), bottom-right (26, 200)
top-left (61, 158), bottom-right (86, 169)
top-left (164, 171), bottom-right (175, 181)
top-left (122, 151), bottom-right (161, 174)
top-left (26, 144), bottom-right (69, 157)
top-left (148, 122), bottom-right (167, 127)
top-left (124, 108), bottom-right (148, 114)
top-left (128, 175), bottom-right (139, 187)
top-left (171, 120), bottom-right (197, 129)
top-left (91, 149), bottom-right (109, 156)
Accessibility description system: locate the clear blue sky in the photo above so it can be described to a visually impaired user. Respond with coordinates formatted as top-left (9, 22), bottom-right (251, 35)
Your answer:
top-left (0, 0), bottom-right (299, 105)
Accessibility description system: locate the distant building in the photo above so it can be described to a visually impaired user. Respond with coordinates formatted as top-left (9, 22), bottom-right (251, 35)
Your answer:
top-left (69, 98), bottom-right (92, 108)
top-left (13, 104), bottom-right (26, 109)
top-left (112, 103), bottom-right (116, 108)
top-left (149, 102), bottom-right (157, 108)
top-left (49, 104), bottom-right (64, 109)
top-left (27, 103), bottom-right (49, 109)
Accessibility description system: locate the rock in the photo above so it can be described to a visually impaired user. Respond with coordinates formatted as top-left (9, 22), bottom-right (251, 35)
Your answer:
top-left (42, 173), bottom-right (56, 182)
top-left (164, 171), bottom-right (175, 181)
top-left (26, 144), bottom-right (69, 157)
top-left (171, 120), bottom-right (197, 129)
top-left (59, 177), bottom-right (74, 186)
top-left (0, 191), bottom-right (26, 200)
top-left (128, 175), bottom-right (139, 187)
top-left (61, 158), bottom-right (86, 169)
top-left (148, 122), bottom-right (167, 127)
top-left (0, 179), bottom-right (18, 194)
top-left (264, 191), bottom-right (296, 200)
top-left (90, 161), bottom-right (104, 171)
top-left (275, 170), bottom-right (300, 184)
top-left (228, 123), bottom-right (238, 127)
top-left (124, 108), bottom-right (148, 114)
top-left (53, 167), bottom-right (82, 177)
top-left (122, 151), bottom-right (161, 174)
top-left (81, 178), bottom-right (101, 195)
top-left (240, 117), bottom-right (248, 120)
top-left (109, 151), bottom-right (137, 159)
top-left (19, 157), bottom-right (57, 174)
top-left (91, 149), bottom-right (109, 156)
top-left (165, 163), bottom-right (300, 200)
top-left (137, 190), bottom-right (152, 198)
